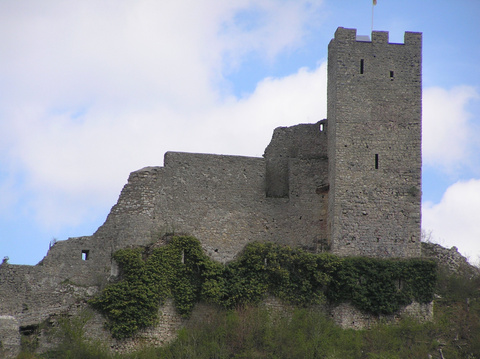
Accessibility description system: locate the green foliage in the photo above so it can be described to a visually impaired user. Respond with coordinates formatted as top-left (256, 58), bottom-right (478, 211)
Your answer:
top-left (20, 264), bottom-right (480, 359)
top-left (22, 298), bottom-right (480, 359)
top-left (121, 306), bottom-right (440, 359)
top-left (435, 265), bottom-right (480, 301)
top-left (90, 236), bottom-right (437, 339)
top-left (42, 310), bottom-right (111, 359)
top-left (328, 257), bottom-right (437, 315)
top-left (19, 335), bottom-right (38, 356)
top-left (433, 268), bottom-right (480, 358)
top-left (216, 242), bottom-right (340, 308)
top-left (89, 236), bottom-right (211, 338)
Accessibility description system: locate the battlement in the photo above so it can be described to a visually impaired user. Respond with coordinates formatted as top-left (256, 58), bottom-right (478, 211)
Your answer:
top-left (332, 27), bottom-right (421, 46)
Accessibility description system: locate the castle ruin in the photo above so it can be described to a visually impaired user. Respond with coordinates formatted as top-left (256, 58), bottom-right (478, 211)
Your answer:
top-left (0, 27), bottom-right (423, 356)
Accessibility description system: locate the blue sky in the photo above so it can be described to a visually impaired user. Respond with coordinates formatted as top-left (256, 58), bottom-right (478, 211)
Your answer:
top-left (1, 0), bottom-right (479, 265)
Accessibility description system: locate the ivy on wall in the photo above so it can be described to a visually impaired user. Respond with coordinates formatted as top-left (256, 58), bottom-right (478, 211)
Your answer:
top-left (326, 257), bottom-right (437, 315)
top-left (89, 236), bottom-right (437, 339)
top-left (89, 236), bottom-right (210, 338)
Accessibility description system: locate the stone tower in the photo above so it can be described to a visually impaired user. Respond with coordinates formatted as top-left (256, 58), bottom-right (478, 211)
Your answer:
top-left (327, 27), bottom-right (422, 258)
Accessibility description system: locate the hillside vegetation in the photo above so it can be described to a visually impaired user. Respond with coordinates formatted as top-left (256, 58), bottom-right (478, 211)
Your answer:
top-left (87, 237), bottom-right (435, 339)
top-left (16, 237), bottom-right (480, 359)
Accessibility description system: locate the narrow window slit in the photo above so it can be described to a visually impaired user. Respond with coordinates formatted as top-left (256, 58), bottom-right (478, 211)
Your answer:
top-left (360, 59), bottom-right (364, 74)
top-left (375, 154), bottom-right (379, 169)
top-left (390, 71), bottom-right (394, 80)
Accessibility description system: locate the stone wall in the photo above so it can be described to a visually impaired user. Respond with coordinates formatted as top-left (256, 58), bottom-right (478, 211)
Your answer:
top-left (0, 316), bottom-right (20, 358)
top-left (93, 122), bottom-right (328, 263)
top-left (327, 27), bottom-right (422, 258)
top-left (331, 301), bottom-right (433, 330)
top-left (0, 122), bottom-right (330, 357)
top-left (422, 242), bottom-right (480, 276)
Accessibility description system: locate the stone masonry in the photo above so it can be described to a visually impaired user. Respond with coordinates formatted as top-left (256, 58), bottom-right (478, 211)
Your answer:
top-left (327, 27), bottom-right (422, 258)
top-left (0, 27), bottom-right (424, 356)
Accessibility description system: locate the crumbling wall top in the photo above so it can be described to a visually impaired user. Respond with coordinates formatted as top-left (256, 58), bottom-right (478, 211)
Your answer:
top-left (263, 121), bottom-right (327, 160)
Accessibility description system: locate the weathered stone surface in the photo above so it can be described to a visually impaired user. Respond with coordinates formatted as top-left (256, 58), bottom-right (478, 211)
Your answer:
top-left (422, 242), bottom-right (480, 276)
top-left (331, 301), bottom-right (433, 330)
top-left (327, 27), bottom-right (422, 258)
top-left (0, 316), bottom-right (20, 358)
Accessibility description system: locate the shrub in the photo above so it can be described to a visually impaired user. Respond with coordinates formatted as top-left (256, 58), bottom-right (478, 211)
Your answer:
top-left (90, 236), bottom-right (437, 338)
top-left (42, 311), bottom-right (111, 359)
top-left (327, 257), bottom-right (437, 315)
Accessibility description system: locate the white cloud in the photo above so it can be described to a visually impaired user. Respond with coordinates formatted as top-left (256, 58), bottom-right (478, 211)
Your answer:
top-left (422, 86), bottom-right (479, 171)
top-left (0, 173), bottom-right (19, 216)
top-left (219, 0), bottom-right (322, 68)
top-left (423, 179), bottom-right (480, 261)
top-left (0, 0), bottom-right (325, 231)
top-left (0, 63), bottom-right (327, 230)
top-left (0, 0), bottom-right (322, 109)
top-left (196, 64), bottom-right (328, 157)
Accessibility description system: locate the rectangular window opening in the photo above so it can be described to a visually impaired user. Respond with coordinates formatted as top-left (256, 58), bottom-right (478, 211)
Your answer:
top-left (360, 59), bottom-right (364, 74)
top-left (375, 154), bottom-right (379, 169)
top-left (81, 250), bottom-right (89, 261)
top-left (390, 70), bottom-right (394, 80)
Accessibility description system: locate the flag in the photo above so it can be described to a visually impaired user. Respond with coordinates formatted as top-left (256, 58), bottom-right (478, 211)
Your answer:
top-left (373, 0), bottom-right (377, 5)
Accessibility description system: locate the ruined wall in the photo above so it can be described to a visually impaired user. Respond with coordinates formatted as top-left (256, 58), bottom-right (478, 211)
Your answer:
top-left (422, 242), bottom-right (480, 276)
top-left (327, 27), bottom-right (422, 258)
top-left (0, 122), bottom-right (329, 357)
top-left (0, 316), bottom-right (20, 358)
top-left (92, 122), bottom-right (328, 263)
top-left (263, 122), bottom-right (329, 251)
top-left (0, 232), bottom-right (112, 344)
top-left (331, 301), bottom-right (433, 330)
top-left (0, 259), bottom-right (102, 358)
top-left (0, 263), bottom-right (91, 322)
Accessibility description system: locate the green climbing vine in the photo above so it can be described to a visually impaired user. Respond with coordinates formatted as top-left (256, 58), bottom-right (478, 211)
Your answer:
top-left (89, 236), bottom-right (212, 338)
top-left (326, 256), bottom-right (437, 315)
top-left (89, 236), bottom-right (437, 339)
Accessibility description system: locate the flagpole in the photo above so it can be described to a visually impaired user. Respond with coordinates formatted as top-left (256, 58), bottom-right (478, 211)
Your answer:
top-left (371, 1), bottom-right (374, 33)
